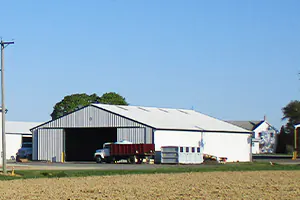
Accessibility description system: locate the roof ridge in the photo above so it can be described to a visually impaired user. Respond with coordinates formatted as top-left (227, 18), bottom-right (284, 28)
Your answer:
top-left (93, 103), bottom-right (195, 112)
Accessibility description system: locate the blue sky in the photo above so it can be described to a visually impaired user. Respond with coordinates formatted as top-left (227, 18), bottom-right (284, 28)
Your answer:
top-left (0, 0), bottom-right (299, 129)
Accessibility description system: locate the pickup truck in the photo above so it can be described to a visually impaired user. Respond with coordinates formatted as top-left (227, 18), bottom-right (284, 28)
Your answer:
top-left (16, 142), bottom-right (32, 161)
top-left (94, 141), bottom-right (155, 164)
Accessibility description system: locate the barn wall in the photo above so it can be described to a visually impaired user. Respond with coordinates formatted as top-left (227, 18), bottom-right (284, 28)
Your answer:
top-left (154, 130), bottom-right (251, 162)
top-left (252, 141), bottom-right (260, 154)
top-left (202, 132), bottom-right (252, 162)
top-left (31, 106), bottom-right (153, 160)
top-left (32, 130), bottom-right (38, 160)
top-left (33, 129), bottom-right (64, 162)
top-left (154, 130), bottom-right (201, 151)
top-left (117, 127), bottom-right (152, 144)
top-left (39, 106), bottom-right (149, 129)
top-left (6, 134), bottom-right (22, 159)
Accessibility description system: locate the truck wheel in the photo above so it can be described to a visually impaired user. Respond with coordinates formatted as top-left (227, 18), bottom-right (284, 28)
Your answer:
top-left (95, 156), bottom-right (102, 163)
top-left (129, 156), bottom-right (135, 164)
top-left (111, 157), bottom-right (116, 164)
top-left (27, 154), bottom-right (32, 160)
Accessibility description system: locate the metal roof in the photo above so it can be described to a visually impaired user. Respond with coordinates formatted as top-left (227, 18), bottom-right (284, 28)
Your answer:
top-left (6, 121), bottom-right (42, 134)
top-left (93, 104), bottom-right (251, 133)
top-left (226, 120), bottom-right (264, 131)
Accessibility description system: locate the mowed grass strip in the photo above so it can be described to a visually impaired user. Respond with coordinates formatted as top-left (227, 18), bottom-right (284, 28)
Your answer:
top-left (1, 162), bottom-right (300, 180)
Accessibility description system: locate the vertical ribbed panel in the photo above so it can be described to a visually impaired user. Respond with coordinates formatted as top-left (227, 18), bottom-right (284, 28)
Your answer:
top-left (41, 106), bottom-right (148, 128)
top-left (37, 129), bottom-right (63, 162)
top-left (32, 106), bottom-right (154, 143)
top-left (145, 127), bottom-right (153, 144)
top-left (116, 127), bottom-right (153, 144)
top-left (117, 128), bottom-right (145, 143)
top-left (32, 130), bottom-right (38, 160)
top-left (31, 106), bottom-right (154, 162)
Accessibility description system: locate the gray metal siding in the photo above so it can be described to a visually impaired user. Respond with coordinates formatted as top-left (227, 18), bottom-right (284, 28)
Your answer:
top-left (117, 127), bottom-right (153, 144)
top-left (31, 106), bottom-right (154, 162)
top-left (32, 130), bottom-right (38, 160)
top-left (36, 129), bottom-right (63, 162)
top-left (145, 127), bottom-right (153, 143)
top-left (39, 106), bottom-right (147, 128)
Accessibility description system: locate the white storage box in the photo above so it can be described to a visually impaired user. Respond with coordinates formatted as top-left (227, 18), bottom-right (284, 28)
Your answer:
top-left (161, 146), bottom-right (203, 164)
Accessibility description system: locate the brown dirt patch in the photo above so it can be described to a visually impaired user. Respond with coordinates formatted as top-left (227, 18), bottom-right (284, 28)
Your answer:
top-left (0, 171), bottom-right (299, 200)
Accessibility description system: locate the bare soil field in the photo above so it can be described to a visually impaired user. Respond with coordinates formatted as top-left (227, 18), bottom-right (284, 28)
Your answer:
top-left (0, 171), bottom-right (299, 200)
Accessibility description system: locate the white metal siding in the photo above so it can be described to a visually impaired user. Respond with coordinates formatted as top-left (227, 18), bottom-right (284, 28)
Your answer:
top-left (154, 130), bottom-right (251, 162)
top-left (202, 132), bottom-right (251, 162)
top-left (252, 141), bottom-right (260, 154)
top-left (36, 129), bottom-right (63, 162)
top-left (6, 134), bottom-right (22, 159)
top-left (154, 130), bottom-right (202, 151)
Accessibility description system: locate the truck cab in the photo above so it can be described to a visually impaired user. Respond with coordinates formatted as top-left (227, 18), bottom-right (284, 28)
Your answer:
top-left (94, 142), bottom-right (112, 163)
top-left (16, 142), bottom-right (32, 161)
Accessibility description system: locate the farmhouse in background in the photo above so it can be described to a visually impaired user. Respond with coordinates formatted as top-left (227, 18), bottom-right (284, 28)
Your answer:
top-left (227, 116), bottom-right (278, 154)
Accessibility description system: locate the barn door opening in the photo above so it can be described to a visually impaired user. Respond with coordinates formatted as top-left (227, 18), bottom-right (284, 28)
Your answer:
top-left (65, 128), bottom-right (117, 161)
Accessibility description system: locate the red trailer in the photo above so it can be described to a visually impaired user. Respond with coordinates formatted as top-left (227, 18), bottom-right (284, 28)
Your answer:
top-left (94, 143), bottom-right (155, 164)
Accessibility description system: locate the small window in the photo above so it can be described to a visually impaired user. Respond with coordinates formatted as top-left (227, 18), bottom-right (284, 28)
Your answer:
top-left (197, 147), bottom-right (200, 153)
top-left (186, 147), bottom-right (189, 152)
top-left (180, 147), bottom-right (184, 152)
top-left (192, 147), bottom-right (195, 153)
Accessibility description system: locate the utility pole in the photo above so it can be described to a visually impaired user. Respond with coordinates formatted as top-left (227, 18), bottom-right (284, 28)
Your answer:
top-left (0, 39), bottom-right (14, 174)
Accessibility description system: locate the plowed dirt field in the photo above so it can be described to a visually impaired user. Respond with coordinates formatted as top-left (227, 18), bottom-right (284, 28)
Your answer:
top-left (0, 171), bottom-right (299, 200)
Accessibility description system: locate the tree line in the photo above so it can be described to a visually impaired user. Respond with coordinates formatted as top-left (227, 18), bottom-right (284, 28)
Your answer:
top-left (276, 100), bottom-right (300, 153)
top-left (51, 92), bottom-right (128, 120)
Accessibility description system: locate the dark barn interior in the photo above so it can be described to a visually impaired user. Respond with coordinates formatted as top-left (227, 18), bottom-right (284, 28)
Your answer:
top-left (65, 128), bottom-right (117, 161)
top-left (22, 136), bottom-right (32, 143)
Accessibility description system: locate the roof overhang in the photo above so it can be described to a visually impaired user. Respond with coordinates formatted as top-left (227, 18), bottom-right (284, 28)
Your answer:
top-left (295, 124), bottom-right (300, 129)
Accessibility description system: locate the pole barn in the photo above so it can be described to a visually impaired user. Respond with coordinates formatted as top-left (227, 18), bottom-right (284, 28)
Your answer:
top-left (31, 104), bottom-right (252, 163)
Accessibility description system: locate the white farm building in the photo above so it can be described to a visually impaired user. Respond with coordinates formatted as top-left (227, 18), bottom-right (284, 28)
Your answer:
top-left (31, 104), bottom-right (253, 163)
top-left (0, 120), bottom-right (41, 164)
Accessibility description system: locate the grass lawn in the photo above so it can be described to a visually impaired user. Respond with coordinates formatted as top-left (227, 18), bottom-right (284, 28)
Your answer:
top-left (1, 162), bottom-right (300, 180)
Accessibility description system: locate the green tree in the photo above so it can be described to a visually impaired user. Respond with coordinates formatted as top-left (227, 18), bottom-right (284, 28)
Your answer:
top-left (50, 93), bottom-right (100, 120)
top-left (99, 92), bottom-right (128, 106)
top-left (282, 100), bottom-right (300, 133)
top-left (275, 126), bottom-right (286, 153)
top-left (51, 92), bottom-right (128, 120)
